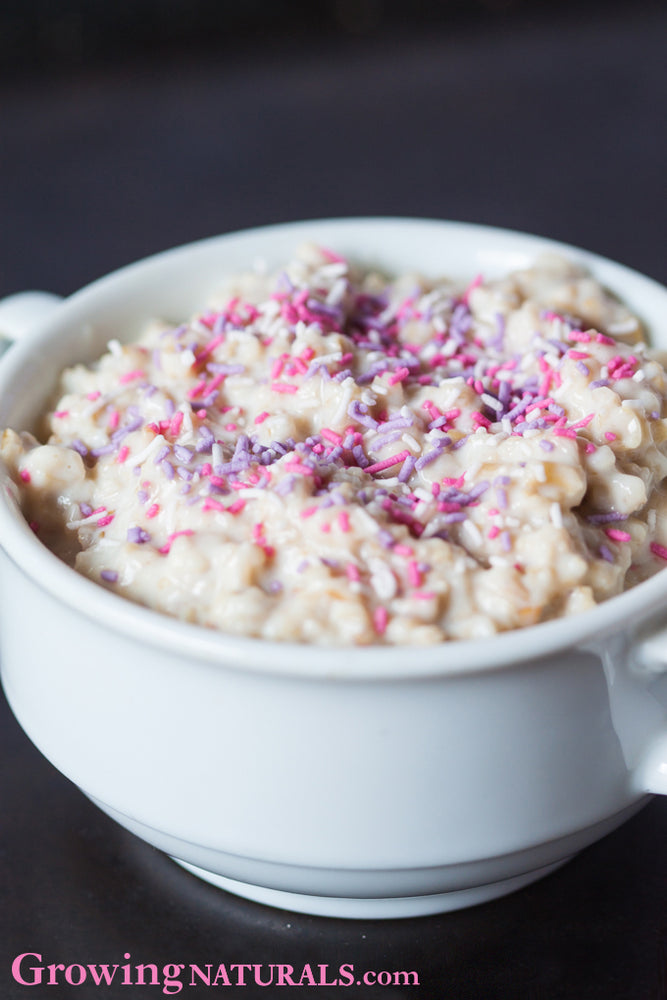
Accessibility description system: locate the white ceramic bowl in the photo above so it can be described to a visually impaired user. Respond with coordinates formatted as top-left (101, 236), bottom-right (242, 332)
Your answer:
top-left (1, 218), bottom-right (667, 919)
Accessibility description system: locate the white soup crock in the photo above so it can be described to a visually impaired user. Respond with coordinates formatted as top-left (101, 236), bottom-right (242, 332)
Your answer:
top-left (0, 218), bottom-right (666, 919)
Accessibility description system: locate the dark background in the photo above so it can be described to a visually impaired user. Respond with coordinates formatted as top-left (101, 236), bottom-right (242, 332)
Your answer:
top-left (1, 2), bottom-right (667, 998)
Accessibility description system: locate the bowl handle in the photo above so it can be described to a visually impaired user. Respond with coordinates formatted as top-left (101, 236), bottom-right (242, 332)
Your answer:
top-left (632, 629), bottom-right (667, 794)
top-left (0, 291), bottom-right (63, 349)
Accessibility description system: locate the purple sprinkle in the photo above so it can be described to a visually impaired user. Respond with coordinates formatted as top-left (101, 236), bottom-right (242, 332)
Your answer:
top-left (576, 361), bottom-right (590, 376)
top-left (127, 526), bottom-right (150, 544)
top-left (348, 400), bottom-right (379, 430)
top-left (136, 489), bottom-right (148, 503)
top-left (208, 363), bottom-right (245, 376)
top-left (500, 530), bottom-right (512, 552)
top-left (90, 443), bottom-right (116, 457)
top-left (176, 466), bottom-right (194, 481)
top-left (398, 454), bottom-right (416, 483)
top-left (352, 444), bottom-right (370, 468)
top-left (153, 445), bottom-right (170, 465)
top-left (101, 570), bottom-right (118, 583)
top-left (415, 448), bottom-right (443, 471)
top-left (599, 545), bottom-right (615, 563)
top-left (496, 488), bottom-right (508, 510)
top-left (441, 511), bottom-right (467, 523)
top-left (590, 379), bottom-right (611, 389)
top-left (174, 444), bottom-right (193, 463)
top-left (70, 439), bottom-right (88, 456)
top-left (378, 529), bottom-right (395, 548)
top-left (539, 439), bottom-right (555, 452)
top-left (467, 480), bottom-right (490, 501)
top-left (274, 476), bottom-right (295, 496)
top-left (79, 502), bottom-right (93, 517)
top-left (586, 512), bottom-right (627, 524)
top-left (160, 460), bottom-right (175, 480)
top-left (372, 429), bottom-right (404, 450)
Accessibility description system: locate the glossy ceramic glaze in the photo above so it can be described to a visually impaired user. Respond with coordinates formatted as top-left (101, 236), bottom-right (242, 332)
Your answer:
top-left (1, 219), bottom-right (666, 918)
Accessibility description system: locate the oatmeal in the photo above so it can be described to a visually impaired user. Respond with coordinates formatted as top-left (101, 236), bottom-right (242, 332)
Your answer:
top-left (3, 246), bottom-right (667, 644)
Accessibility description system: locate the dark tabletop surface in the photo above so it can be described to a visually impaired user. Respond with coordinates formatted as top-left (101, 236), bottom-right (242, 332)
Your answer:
top-left (1, 4), bottom-right (667, 998)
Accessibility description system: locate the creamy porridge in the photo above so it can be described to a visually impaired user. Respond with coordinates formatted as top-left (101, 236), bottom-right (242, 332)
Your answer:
top-left (3, 245), bottom-right (667, 645)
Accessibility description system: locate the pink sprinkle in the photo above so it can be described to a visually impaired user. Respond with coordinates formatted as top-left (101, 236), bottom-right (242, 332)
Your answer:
top-left (117, 445), bottom-right (130, 464)
top-left (119, 369), bottom-right (145, 384)
top-left (53, 410), bottom-right (69, 419)
top-left (86, 391), bottom-right (101, 401)
top-left (585, 442), bottom-right (597, 453)
top-left (569, 413), bottom-right (595, 429)
top-left (606, 528), bottom-right (631, 543)
top-left (461, 273), bottom-right (483, 305)
top-left (159, 529), bottom-right (195, 554)
top-left (96, 514), bottom-right (114, 528)
top-left (387, 366), bottom-right (410, 386)
top-left (373, 606), bottom-right (388, 635)
top-left (224, 423), bottom-right (238, 432)
top-left (300, 506), bottom-right (319, 518)
top-left (107, 409), bottom-right (120, 430)
top-left (650, 542), bottom-right (667, 561)
top-left (338, 511), bottom-right (351, 533)
top-left (169, 411), bottom-right (184, 436)
top-left (255, 411), bottom-right (270, 424)
top-left (553, 428), bottom-right (577, 439)
top-left (146, 504), bottom-right (160, 519)
top-left (193, 333), bottom-right (225, 366)
top-left (227, 499), bottom-right (246, 515)
top-left (188, 380), bottom-right (207, 400)
top-left (346, 563), bottom-right (360, 582)
top-left (196, 409), bottom-right (207, 419)
top-left (488, 525), bottom-right (500, 540)
top-left (270, 355), bottom-right (287, 379)
top-left (321, 428), bottom-right (343, 445)
top-left (320, 522), bottom-right (331, 533)
top-left (200, 462), bottom-right (212, 476)
top-left (393, 544), bottom-right (414, 556)
top-left (202, 497), bottom-right (225, 512)
top-left (412, 590), bottom-right (436, 600)
top-left (19, 469), bottom-right (31, 483)
top-left (320, 246), bottom-right (346, 263)
top-left (209, 475), bottom-right (226, 487)
top-left (568, 329), bottom-right (592, 343)
top-left (364, 450), bottom-right (411, 475)
top-left (271, 382), bottom-right (298, 394)
top-left (285, 461), bottom-right (314, 476)
top-left (567, 349), bottom-right (590, 360)
top-left (407, 560), bottom-right (421, 587)
top-left (596, 333), bottom-right (616, 345)
top-left (605, 431), bottom-right (617, 441)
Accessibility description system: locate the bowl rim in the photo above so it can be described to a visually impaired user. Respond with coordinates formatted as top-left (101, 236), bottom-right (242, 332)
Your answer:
top-left (1, 214), bottom-right (667, 681)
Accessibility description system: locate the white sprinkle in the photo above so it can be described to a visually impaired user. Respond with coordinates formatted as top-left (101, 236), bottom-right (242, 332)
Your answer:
top-left (550, 502), bottom-right (563, 528)
top-left (461, 519), bottom-right (483, 548)
top-left (401, 433), bottom-right (421, 451)
top-left (132, 433), bottom-right (166, 466)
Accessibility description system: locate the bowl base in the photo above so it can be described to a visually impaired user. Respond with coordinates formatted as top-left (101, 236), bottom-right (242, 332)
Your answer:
top-left (171, 856), bottom-right (571, 919)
